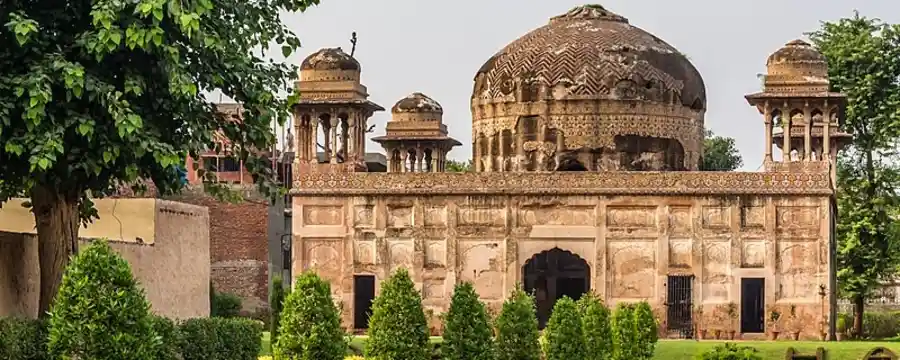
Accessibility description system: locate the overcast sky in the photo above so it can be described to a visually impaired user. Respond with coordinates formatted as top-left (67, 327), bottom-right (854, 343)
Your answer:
top-left (263, 0), bottom-right (900, 171)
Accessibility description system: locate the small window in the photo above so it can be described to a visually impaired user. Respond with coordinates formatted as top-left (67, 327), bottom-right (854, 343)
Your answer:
top-left (202, 156), bottom-right (218, 172)
top-left (221, 157), bottom-right (241, 172)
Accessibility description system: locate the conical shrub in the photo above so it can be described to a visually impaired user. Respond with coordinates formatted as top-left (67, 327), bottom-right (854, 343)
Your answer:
top-left (611, 303), bottom-right (636, 360)
top-left (633, 301), bottom-right (658, 360)
top-left (543, 296), bottom-right (585, 360)
top-left (366, 268), bottom-right (429, 360)
top-left (443, 282), bottom-right (494, 360)
top-left (578, 293), bottom-right (612, 360)
top-left (47, 240), bottom-right (160, 360)
top-left (494, 288), bottom-right (540, 360)
top-left (273, 271), bottom-right (346, 360)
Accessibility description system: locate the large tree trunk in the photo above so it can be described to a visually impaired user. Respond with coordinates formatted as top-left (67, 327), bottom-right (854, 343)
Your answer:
top-left (853, 295), bottom-right (865, 339)
top-left (30, 185), bottom-right (80, 317)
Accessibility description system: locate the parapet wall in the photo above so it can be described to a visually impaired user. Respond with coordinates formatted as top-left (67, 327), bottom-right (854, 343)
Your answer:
top-left (0, 199), bottom-right (210, 319)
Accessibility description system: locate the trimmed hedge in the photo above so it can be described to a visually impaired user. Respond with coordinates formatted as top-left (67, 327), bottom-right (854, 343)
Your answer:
top-left (180, 317), bottom-right (262, 360)
top-left (0, 317), bottom-right (46, 360)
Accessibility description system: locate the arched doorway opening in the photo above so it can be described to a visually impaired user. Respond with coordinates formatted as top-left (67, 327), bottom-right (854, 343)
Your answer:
top-left (522, 248), bottom-right (590, 328)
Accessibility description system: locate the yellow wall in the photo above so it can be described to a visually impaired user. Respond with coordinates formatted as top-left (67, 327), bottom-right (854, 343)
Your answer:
top-left (0, 198), bottom-right (156, 244)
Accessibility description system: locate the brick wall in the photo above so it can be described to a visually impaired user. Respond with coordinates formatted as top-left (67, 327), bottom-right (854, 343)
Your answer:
top-left (169, 189), bottom-right (269, 311)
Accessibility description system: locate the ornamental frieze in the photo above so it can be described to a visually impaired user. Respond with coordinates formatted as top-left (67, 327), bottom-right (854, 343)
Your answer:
top-left (290, 171), bottom-right (833, 196)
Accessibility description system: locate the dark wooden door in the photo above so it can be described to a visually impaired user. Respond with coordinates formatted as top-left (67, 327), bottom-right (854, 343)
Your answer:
top-left (741, 278), bottom-right (765, 333)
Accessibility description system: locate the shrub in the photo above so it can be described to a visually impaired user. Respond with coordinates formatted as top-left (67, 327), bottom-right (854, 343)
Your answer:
top-left (543, 297), bottom-right (585, 360)
top-left (270, 275), bottom-right (289, 341)
top-left (861, 311), bottom-right (900, 339)
top-left (149, 315), bottom-right (180, 360)
top-left (366, 268), bottom-right (429, 360)
top-left (694, 343), bottom-right (762, 360)
top-left (611, 303), bottom-right (636, 360)
top-left (47, 240), bottom-right (160, 360)
top-left (211, 290), bottom-right (243, 318)
top-left (578, 293), bottom-right (612, 360)
top-left (494, 288), bottom-right (540, 360)
top-left (443, 282), bottom-right (494, 360)
top-left (633, 302), bottom-right (658, 359)
top-left (273, 271), bottom-right (347, 360)
top-left (179, 317), bottom-right (262, 360)
top-left (0, 317), bottom-right (46, 360)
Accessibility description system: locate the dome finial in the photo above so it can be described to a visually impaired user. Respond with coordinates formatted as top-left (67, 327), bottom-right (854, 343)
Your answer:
top-left (550, 4), bottom-right (629, 24)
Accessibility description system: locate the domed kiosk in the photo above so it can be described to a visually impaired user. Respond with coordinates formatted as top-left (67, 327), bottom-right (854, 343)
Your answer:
top-left (373, 92), bottom-right (462, 172)
top-left (471, 4), bottom-right (706, 172)
top-left (291, 5), bottom-right (843, 340)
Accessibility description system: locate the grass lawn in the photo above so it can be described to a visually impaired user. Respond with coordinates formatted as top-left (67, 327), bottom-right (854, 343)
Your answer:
top-left (259, 332), bottom-right (900, 359)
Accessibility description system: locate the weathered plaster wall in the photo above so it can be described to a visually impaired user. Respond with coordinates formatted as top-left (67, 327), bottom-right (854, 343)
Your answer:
top-left (170, 189), bottom-right (269, 311)
top-left (0, 199), bottom-right (210, 319)
top-left (292, 193), bottom-right (832, 339)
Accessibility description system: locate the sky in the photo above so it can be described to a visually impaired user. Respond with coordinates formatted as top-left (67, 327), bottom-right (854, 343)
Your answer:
top-left (259, 0), bottom-right (900, 171)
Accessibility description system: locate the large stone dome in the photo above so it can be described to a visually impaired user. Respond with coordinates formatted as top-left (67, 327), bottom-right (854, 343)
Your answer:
top-left (469, 4), bottom-right (706, 173)
top-left (472, 4), bottom-right (705, 109)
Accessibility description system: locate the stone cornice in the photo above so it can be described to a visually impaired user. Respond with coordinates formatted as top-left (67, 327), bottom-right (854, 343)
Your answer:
top-left (290, 171), bottom-right (833, 196)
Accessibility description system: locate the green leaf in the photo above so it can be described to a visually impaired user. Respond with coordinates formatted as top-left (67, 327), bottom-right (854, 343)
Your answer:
top-left (281, 45), bottom-right (292, 58)
top-left (77, 122), bottom-right (93, 136)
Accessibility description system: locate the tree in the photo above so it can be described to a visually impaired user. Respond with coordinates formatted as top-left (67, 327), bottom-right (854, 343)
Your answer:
top-left (1, 0), bottom-right (318, 315)
top-left (47, 240), bottom-right (159, 359)
top-left (273, 271), bottom-right (346, 360)
top-left (809, 13), bottom-right (900, 337)
top-left (366, 268), bottom-right (429, 360)
top-left (445, 159), bottom-right (473, 172)
top-left (578, 293), bottom-right (612, 360)
top-left (542, 297), bottom-right (585, 360)
top-left (494, 288), bottom-right (540, 360)
top-left (269, 275), bottom-right (289, 343)
top-left (443, 282), bottom-right (494, 360)
top-left (700, 130), bottom-right (743, 171)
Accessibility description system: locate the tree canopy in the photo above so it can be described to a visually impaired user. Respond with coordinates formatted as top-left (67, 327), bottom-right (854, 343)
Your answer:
top-left (700, 130), bottom-right (743, 171)
top-left (809, 12), bottom-right (900, 336)
top-left (1, 0), bottom-right (319, 315)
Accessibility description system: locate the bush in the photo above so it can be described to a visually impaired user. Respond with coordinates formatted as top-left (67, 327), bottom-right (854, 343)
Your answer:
top-left (543, 297), bottom-right (585, 360)
top-left (611, 303), bottom-right (636, 360)
top-left (270, 275), bottom-right (289, 341)
top-left (150, 315), bottom-right (180, 360)
top-left (633, 302), bottom-right (658, 359)
top-left (273, 271), bottom-right (346, 360)
top-left (211, 289), bottom-right (243, 318)
top-left (0, 317), bottom-right (46, 360)
top-left (694, 343), bottom-right (762, 360)
top-left (443, 282), bottom-right (494, 360)
top-left (860, 311), bottom-right (900, 339)
top-left (179, 317), bottom-right (262, 360)
top-left (366, 268), bottom-right (429, 360)
top-left (578, 293), bottom-right (612, 360)
top-left (47, 240), bottom-right (160, 360)
top-left (494, 288), bottom-right (540, 360)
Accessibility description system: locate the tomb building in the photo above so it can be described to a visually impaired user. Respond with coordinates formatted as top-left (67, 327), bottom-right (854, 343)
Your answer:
top-left (290, 4), bottom-right (845, 339)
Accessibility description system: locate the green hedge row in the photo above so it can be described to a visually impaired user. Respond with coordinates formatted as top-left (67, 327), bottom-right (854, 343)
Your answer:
top-left (838, 311), bottom-right (900, 339)
top-left (0, 316), bottom-right (261, 360)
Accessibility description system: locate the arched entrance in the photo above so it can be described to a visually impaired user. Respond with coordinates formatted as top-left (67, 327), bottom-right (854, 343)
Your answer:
top-left (522, 248), bottom-right (590, 328)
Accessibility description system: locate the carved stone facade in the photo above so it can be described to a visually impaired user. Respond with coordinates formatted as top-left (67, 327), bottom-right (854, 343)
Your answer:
top-left (290, 4), bottom-right (844, 339)
top-left (291, 176), bottom-right (833, 338)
